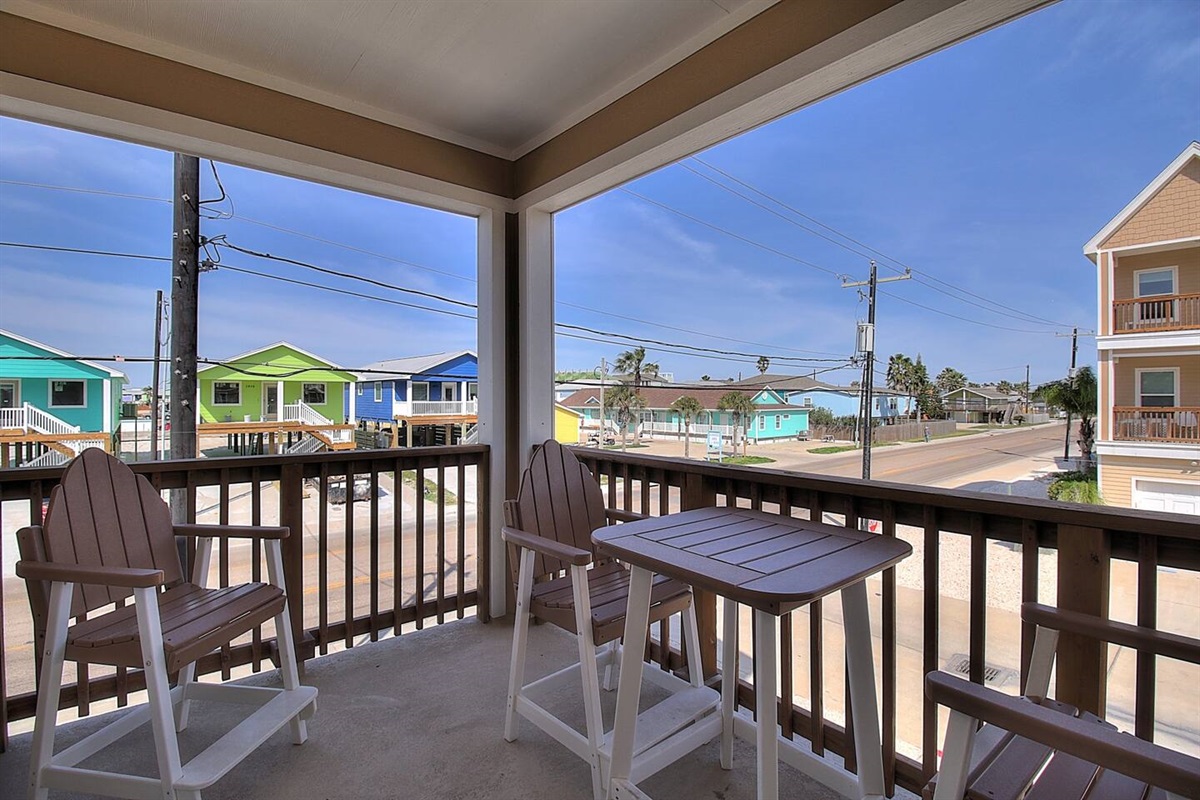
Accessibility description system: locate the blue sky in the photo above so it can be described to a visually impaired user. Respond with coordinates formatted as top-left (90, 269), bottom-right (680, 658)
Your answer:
top-left (2, 0), bottom-right (1198, 390)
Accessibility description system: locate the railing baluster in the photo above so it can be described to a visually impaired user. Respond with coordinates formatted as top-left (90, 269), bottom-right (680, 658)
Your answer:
top-left (780, 612), bottom-right (794, 740)
top-left (415, 463), bottom-right (426, 629)
top-left (436, 459), bottom-right (446, 626)
top-left (370, 466), bottom-right (380, 641)
top-left (457, 462), bottom-right (466, 620)
top-left (344, 462), bottom-right (355, 648)
top-left (318, 463), bottom-right (330, 654)
top-left (1019, 518), bottom-right (1038, 690)
top-left (1136, 534), bottom-right (1158, 741)
top-left (922, 506), bottom-right (939, 782)
top-left (881, 501), bottom-right (897, 796)
top-left (393, 458), bottom-right (404, 635)
top-left (251, 467), bottom-right (263, 671)
top-left (219, 469), bottom-right (232, 680)
top-left (969, 513), bottom-right (986, 686)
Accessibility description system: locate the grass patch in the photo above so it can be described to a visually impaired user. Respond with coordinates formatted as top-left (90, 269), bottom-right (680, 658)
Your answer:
top-left (722, 455), bottom-right (775, 465)
top-left (603, 443), bottom-right (651, 450)
top-left (808, 445), bottom-right (858, 454)
top-left (400, 470), bottom-right (457, 505)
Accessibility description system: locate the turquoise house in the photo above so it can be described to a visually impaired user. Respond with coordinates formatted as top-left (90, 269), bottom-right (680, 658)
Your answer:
top-left (733, 375), bottom-right (914, 421)
top-left (559, 385), bottom-right (808, 443)
top-left (0, 329), bottom-right (127, 436)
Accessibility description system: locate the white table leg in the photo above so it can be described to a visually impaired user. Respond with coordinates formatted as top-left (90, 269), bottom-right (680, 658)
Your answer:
top-left (754, 608), bottom-right (779, 800)
top-left (842, 580), bottom-right (885, 799)
top-left (607, 565), bottom-right (654, 800)
top-left (721, 599), bottom-right (738, 770)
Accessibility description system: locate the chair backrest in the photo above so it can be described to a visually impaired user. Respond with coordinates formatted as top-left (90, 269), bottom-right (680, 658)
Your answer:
top-left (505, 440), bottom-right (606, 581)
top-left (22, 448), bottom-right (184, 619)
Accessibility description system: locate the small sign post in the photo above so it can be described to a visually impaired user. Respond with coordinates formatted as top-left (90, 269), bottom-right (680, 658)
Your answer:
top-left (706, 430), bottom-right (724, 462)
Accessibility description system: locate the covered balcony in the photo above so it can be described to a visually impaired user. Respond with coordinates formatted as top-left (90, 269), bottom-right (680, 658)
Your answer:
top-left (1, 1), bottom-right (1197, 799)
top-left (1108, 355), bottom-right (1200, 444)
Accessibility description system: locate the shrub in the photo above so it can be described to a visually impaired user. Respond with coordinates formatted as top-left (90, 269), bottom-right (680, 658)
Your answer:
top-left (1047, 470), bottom-right (1103, 505)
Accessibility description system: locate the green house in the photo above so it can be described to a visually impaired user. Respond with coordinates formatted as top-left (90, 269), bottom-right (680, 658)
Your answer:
top-left (0, 328), bottom-right (126, 435)
top-left (197, 342), bottom-right (356, 425)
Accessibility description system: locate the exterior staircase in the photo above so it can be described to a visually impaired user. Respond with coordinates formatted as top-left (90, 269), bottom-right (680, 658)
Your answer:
top-left (1, 403), bottom-right (106, 467)
top-left (285, 434), bottom-right (328, 455)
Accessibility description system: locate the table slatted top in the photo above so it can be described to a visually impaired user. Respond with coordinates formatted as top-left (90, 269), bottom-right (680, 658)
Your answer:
top-left (592, 507), bottom-right (912, 615)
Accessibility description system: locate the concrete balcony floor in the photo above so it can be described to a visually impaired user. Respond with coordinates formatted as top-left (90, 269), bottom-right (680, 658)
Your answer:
top-left (1, 618), bottom-right (845, 799)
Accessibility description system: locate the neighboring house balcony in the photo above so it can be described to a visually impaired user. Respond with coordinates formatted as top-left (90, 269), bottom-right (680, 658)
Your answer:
top-left (1112, 406), bottom-right (1200, 444)
top-left (398, 399), bottom-right (479, 418)
top-left (0, 446), bottom-right (1196, 799)
top-left (1112, 292), bottom-right (1200, 335)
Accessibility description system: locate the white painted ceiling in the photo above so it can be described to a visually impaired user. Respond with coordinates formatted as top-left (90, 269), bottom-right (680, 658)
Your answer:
top-left (8, 0), bottom-right (764, 156)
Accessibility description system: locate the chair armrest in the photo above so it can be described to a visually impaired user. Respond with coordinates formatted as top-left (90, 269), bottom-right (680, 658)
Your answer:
top-left (16, 560), bottom-right (165, 589)
top-left (501, 526), bottom-right (592, 566)
top-left (1022, 602), bottom-right (1200, 664)
top-left (605, 508), bottom-right (648, 524)
top-left (174, 524), bottom-right (290, 540)
top-left (926, 671), bottom-right (1200, 797)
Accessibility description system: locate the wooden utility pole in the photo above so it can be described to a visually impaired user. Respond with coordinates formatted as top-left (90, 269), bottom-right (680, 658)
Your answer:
top-left (843, 261), bottom-right (910, 479)
top-left (170, 154), bottom-right (200, 463)
top-left (150, 289), bottom-right (164, 460)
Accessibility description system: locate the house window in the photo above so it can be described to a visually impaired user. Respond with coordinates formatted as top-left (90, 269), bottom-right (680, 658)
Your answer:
top-left (467, 382), bottom-right (478, 400)
top-left (775, 414), bottom-right (782, 430)
top-left (212, 382), bottom-right (240, 406)
top-left (1135, 267), bottom-right (1175, 297)
top-left (758, 415), bottom-right (766, 431)
top-left (1137, 369), bottom-right (1177, 408)
top-left (783, 414), bottom-right (790, 420)
top-left (412, 382), bottom-right (429, 401)
top-left (302, 383), bottom-right (327, 404)
top-left (49, 380), bottom-right (86, 407)
top-left (374, 382), bottom-right (383, 402)
top-left (357, 383), bottom-right (364, 396)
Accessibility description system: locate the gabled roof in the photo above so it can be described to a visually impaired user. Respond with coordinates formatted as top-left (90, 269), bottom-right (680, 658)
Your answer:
top-left (197, 341), bottom-right (347, 374)
top-left (1084, 141), bottom-right (1200, 256)
top-left (943, 385), bottom-right (1012, 401)
top-left (0, 328), bottom-right (127, 379)
top-left (356, 350), bottom-right (477, 381)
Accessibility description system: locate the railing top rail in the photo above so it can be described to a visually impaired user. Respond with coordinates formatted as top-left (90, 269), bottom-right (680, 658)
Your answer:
top-left (0, 444), bottom-right (491, 493)
top-left (569, 447), bottom-right (1200, 540)
top-left (1113, 291), bottom-right (1200, 303)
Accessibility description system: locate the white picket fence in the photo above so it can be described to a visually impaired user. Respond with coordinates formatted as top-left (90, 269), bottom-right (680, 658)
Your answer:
top-left (641, 421), bottom-right (735, 440)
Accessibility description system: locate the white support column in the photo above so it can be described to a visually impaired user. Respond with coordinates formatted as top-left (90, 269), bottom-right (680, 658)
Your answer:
top-left (519, 207), bottom-right (555, 459)
top-left (102, 378), bottom-right (112, 433)
top-left (276, 380), bottom-right (285, 420)
top-left (477, 208), bottom-right (510, 618)
top-left (347, 382), bottom-right (356, 424)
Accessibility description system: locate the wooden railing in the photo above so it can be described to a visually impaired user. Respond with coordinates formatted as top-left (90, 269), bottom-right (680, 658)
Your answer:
top-left (0, 445), bottom-right (489, 749)
top-left (573, 448), bottom-right (1200, 796)
top-left (1112, 293), bottom-right (1200, 333)
top-left (1113, 406), bottom-right (1200, 443)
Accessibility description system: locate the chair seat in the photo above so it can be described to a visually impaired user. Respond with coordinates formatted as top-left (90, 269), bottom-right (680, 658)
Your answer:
top-left (531, 561), bottom-right (693, 645)
top-left (67, 582), bottom-right (285, 673)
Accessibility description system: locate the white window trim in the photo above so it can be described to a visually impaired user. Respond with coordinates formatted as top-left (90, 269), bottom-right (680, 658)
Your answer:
top-left (758, 415), bottom-right (766, 430)
top-left (775, 414), bottom-right (782, 430)
top-left (374, 382), bottom-right (383, 403)
top-left (48, 379), bottom-right (88, 409)
top-left (1134, 367), bottom-right (1179, 407)
top-left (357, 383), bottom-right (364, 396)
top-left (0, 378), bottom-right (21, 407)
top-left (211, 381), bottom-right (242, 406)
top-left (1133, 265), bottom-right (1177, 298)
top-left (412, 381), bottom-right (430, 402)
top-left (302, 382), bottom-right (328, 405)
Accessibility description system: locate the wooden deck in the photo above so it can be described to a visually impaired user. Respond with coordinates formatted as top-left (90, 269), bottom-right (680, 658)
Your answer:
top-left (198, 421), bottom-right (356, 451)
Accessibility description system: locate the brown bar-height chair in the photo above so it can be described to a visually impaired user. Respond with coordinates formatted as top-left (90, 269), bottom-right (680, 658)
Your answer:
top-left (16, 449), bottom-right (317, 800)
top-left (502, 440), bottom-right (708, 800)
top-left (926, 602), bottom-right (1200, 800)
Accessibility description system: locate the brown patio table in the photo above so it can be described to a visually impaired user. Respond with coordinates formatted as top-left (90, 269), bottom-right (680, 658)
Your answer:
top-left (594, 506), bottom-right (911, 800)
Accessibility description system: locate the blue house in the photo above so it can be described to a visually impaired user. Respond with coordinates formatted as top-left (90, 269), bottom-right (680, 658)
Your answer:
top-left (736, 375), bottom-right (914, 422)
top-left (559, 385), bottom-right (808, 443)
top-left (348, 350), bottom-right (478, 426)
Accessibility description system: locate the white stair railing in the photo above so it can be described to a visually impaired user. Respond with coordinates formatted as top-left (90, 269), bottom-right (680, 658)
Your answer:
top-left (282, 401), bottom-right (332, 427)
top-left (0, 403), bottom-right (80, 434)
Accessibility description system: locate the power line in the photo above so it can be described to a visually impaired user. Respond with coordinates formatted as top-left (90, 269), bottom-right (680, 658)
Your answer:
top-left (876, 288), bottom-right (1059, 334)
top-left (2, 178), bottom-right (848, 356)
top-left (687, 156), bottom-right (1078, 328)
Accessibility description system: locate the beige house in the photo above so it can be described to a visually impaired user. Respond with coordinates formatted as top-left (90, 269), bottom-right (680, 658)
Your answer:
top-left (1085, 142), bottom-right (1200, 513)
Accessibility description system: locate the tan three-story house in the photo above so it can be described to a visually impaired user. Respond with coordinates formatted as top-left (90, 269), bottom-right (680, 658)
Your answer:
top-left (1085, 142), bottom-right (1200, 513)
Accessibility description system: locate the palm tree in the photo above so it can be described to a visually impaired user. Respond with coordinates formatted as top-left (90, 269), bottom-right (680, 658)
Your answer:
top-left (1035, 367), bottom-right (1099, 465)
top-left (886, 353), bottom-right (915, 418)
top-left (669, 395), bottom-right (704, 458)
top-left (614, 347), bottom-right (659, 394)
top-left (717, 391), bottom-right (756, 456)
top-left (606, 385), bottom-right (645, 452)
top-left (756, 356), bottom-right (770, 375)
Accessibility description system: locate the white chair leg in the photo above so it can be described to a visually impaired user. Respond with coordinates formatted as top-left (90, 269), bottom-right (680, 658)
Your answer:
top-left (27, 581), bottom-right (73, 800)
top-left (602, 639), bottom-right (620, 692)
top-left (1024, 625), bottom-right (1059, 699)
top-left (504, 548), bottom-right (535, 742)
top-left (607, 566), bottom-right (654, 800)
top-left (572, 564), bottom-right (605, 800)
top-left (177, 536), bottom-right (214, 732)
top-left (683, 593), bottom-right (703, 689)
top-left (932, 710), bottom-right (978, 800)
top-left (720, 598), bottom-right (738, 771)
top-left (134, 586), bottom-right (184, 798)
top-left (842, 580), bottom-right (885, 800)
top-left (267, 539), bottom-right (308, 745)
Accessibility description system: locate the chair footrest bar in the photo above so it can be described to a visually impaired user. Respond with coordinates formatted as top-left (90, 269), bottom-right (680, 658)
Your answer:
top-left (601, 686), bottom-right (719, 758)
top-left (175, 686), bottom-right (317, 791)
top-left (42, 765), bottom-right (163, 800)
top-left (184, 681), bottom-right (284, 706)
